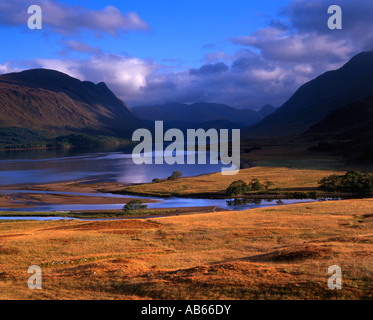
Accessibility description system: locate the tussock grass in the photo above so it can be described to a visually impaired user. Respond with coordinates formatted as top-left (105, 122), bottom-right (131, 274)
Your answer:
top-left (0, 198), bottom-right (372, 299)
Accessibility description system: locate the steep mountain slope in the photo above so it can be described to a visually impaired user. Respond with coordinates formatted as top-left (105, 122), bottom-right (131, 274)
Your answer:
top-left (0, 69), bottom-right (142, 137)
top-left (307, 95), bottom-right (373, 139)
top-left (244, 51), bottom-right (373, 137)
top-left (258, 104), bottom-right (276, 118)
top-left (306, 95), bottom-right (373, 160)
top-left (132, 102), bottom-right (263, 128)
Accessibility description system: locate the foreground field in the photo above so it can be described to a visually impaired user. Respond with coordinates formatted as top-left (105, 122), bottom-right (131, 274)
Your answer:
top-left (0, 199), bottom-right (372, 299)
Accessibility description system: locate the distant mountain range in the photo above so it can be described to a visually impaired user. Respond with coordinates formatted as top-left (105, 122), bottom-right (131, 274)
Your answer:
top-left (245, 51), bottom-right (373, 137)
top-left (2, 51), bottom-right (373, 155)
top-left (132, 102), bottom-right (276, 130)
top-left (0, 69), bottom-right (142, 137)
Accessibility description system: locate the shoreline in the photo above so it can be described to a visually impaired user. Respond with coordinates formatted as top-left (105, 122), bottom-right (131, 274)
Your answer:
top-left (0, 176), bottom-right (360, 215)
top-left (0, 206), bottom-right (226, 220)
top-left (113, 188), bottom-right (355, 200)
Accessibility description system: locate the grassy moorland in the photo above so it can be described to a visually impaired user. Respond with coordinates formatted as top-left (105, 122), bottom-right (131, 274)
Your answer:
top-left (0, 138), bottom-right (372, 300)
top-left (120, 166), bottom-right (344, 198)
top-left (0, 199), bottom-right (372, 299)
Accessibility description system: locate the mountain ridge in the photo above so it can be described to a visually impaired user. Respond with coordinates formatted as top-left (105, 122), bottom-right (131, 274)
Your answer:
top-left (244, 51), bottom-right (373, 137)
top-left (0, 68), bottom-right (142, 137)
top-left (132, 102), bottom-right (276, 129)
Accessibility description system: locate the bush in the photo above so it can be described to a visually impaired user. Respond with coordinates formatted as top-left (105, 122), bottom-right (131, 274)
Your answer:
top-left (152, 178), bottom-right (161, 183)
top-left (167, 170), bottom-right (182, 180)
top-left (249, 179), bottom-right (263, 191)
top-left (318, 171), bottom-right (373, 196)
top-left (123, 199), bottom-right (148, 213)
top-left (263, 181), bottom-right (274, 191)
top-left (226, 180), bottom-right (248, 198)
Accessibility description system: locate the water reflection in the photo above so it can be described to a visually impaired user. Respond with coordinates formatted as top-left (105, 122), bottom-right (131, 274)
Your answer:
top-left (226, 198), bottom-right (263, 206)
top-left (0, 146), bottom-right (234, 186)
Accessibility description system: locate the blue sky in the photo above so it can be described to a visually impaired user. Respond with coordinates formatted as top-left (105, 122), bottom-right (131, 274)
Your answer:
top-left (0, 0), bottom-right (372, 108)
top-left (1, 1), bottom-right (289, 67)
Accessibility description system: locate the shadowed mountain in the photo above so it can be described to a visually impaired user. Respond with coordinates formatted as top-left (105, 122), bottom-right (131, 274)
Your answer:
top-left (306, 95), bottom-right (373, 160)
top-left (132, 102), bottom-right (268, 130)
top-left (244, 51), bottom-right (373, 137)
top-left (0, 68), bottom-right (142, 137)
top-left (307, 95), bottom-right (373, 139)
top-left (258, 104), bottom-right (276, 118)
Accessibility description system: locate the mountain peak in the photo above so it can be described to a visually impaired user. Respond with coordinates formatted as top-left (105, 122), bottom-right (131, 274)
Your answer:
top-left (258, 104), bottom-right (276, 118)
top-left (244, 51), bottom-right (373, 137)
top-left (341, 50), bottom-right (373, 72)
top-left (0, 68), bottom-right (141, 136)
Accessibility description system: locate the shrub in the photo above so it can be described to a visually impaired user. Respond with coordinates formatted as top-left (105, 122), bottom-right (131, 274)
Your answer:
top-left (167, 170), bottom-right (182, 180)
top-left (263, 181), bottom-right (274, 191)
top-left (123, 199), bottom-right (148, 213)
top-left (226, 180), bottom-right (248, 198)
top-left (249, 179), bottom-right (263, 191)
top-left (152, 178), bottom-right (161, 183)
top-left (318, 171), bottom-right (373, 196)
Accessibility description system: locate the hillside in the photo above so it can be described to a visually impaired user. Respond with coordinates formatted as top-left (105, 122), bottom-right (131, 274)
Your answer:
top-left (258, 104), bottom-right (277, 118)
top-left (0, 69), bottom-right (142, 138)
top-left (244, 51), bottom-right (373, 137)
top-left (306, 95), bottom-right (373, 160)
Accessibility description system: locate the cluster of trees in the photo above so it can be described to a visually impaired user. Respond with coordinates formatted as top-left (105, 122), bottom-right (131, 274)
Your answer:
top-left (318, 171), bottom-right (373, 196)
top-left (123, 199), bottom-right (148, 214)
top-left (226, 179), bottom-right (274, 197)
top-left (152, 171), bottom-right (183, 183)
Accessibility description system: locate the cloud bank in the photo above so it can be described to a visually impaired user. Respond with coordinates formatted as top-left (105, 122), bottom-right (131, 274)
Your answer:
top-left (1, 0), bottom-right (373, 108)
top-left (0, 0), bottom-right (149, 35)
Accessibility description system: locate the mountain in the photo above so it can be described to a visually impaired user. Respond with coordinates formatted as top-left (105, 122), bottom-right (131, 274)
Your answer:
top-left (132, 102), bottom-right (264, 129)
top-left (258, 104), bottom-right (276, 118)
top-left (307, 95), bottom-right (373, 139)
top-left (244, 51), bottom-right (373, 137)
top-left (0, 68), bottom-right (142, 137)
top-left (306, 95), bottom-right (373, 160)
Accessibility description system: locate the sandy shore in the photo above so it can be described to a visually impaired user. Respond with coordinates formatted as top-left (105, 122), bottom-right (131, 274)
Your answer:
top-left (0, 180), bottom-right (158, 209)
top-left (0, 180), bottom-right (129, 193)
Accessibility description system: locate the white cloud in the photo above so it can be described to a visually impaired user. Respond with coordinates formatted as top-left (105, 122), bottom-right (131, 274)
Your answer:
top-left (30, 54), bottom-right (157, 104)
top-left (0, 62), bottom-right (20, 74)
top-left (0, 0), bottom-right (149, 36)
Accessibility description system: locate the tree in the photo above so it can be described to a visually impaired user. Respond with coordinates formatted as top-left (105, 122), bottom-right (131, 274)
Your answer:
top-left (249, 179), bottom-right (263, 191)
top-left (152, 178), bottom-right (161, 183)
top-left (168, 170), bottom-right (182, 180)
top-left (264, 181), bottom-right (274, 191)
top-left (226, 180), bottom-right (248, 198)
top-left (318, 171), bottom-right (373, 196)
top-left (123, 199), bottom-right (148, 213)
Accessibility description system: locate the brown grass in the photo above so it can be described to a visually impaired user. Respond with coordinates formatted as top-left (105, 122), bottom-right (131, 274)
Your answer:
top-left (246, 245), bottom-right (333, 262)
top-left (0, 198), bottom-right (372, 300)
top-left (123, 166), bottom-right (345, 197)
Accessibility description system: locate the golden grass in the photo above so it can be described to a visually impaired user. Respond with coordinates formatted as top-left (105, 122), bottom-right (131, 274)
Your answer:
top-left (0, 198), bottom-right (372, 299)
top-left (124, 166), bottom-right (345, 196)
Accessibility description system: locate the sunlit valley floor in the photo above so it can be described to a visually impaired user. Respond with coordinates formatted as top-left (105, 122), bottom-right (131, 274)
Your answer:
top-left (0, 138), bottom-right (372, 300)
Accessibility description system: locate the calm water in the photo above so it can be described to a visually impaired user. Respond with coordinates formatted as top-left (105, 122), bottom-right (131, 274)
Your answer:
top-left (0, 146), bottom-right (336, 219)
top-left (0, 145), bottom-right (233, 185)
top-left (0, 189), bottom-right (322, 212)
